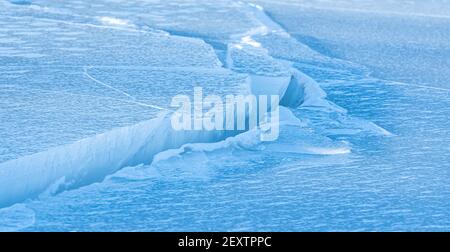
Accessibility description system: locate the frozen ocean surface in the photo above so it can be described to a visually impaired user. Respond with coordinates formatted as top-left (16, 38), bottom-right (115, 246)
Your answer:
top-left (0, 0), bottom-right (450, 231)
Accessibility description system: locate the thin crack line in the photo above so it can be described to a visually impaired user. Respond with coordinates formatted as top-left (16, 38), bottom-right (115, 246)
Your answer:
top-left (83, 66), bottom-right (169, 110)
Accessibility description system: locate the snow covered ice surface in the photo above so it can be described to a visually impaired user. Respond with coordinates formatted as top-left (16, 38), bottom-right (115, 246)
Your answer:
top-left (0, 0), bottom-right (449, 231)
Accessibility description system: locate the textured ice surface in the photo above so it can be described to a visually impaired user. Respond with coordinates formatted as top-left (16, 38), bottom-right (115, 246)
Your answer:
top-left (5, 0), bottom-right (260, 40)
top-left (0, 204), bottom-right (35, 231)
top-left (16, 62), bottom-right (450, 232)
top-left (0, 0), bottom-right (254, 208)
top-left (0, 65), bottom-right (249, 207)
top-left (1, 0), bottom-right (450, 231)
top-left (0, 16), bottom-right (220, 67)
top-left (0, 67), bottom-right (248, 163)
top-left (0, 0), bottom-right (256, 164)
top-left (227, 45), bottom-right (290, 77)
top-left (259, 1), bottom-right (450, 88)
top-left (254, 0), bottom-right (450, 17)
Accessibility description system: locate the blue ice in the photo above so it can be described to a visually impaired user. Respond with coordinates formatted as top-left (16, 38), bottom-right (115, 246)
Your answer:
top-left (0, 0), bottom-right (449, 231)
